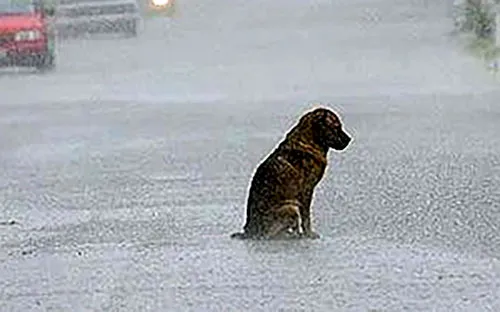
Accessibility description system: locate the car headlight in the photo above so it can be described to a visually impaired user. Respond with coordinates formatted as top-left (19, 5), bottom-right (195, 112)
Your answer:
top-left (151, 0), bottom-right (169, 7)
top-left (14, 30), bottom-right (42, 41)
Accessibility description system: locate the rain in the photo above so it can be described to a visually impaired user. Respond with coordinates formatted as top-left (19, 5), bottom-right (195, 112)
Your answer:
top-left (1, 0), bottom-right (500, 310)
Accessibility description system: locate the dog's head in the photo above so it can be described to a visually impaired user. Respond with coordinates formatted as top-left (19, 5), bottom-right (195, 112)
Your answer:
top-left (299, 107), bottom-right (352, 151)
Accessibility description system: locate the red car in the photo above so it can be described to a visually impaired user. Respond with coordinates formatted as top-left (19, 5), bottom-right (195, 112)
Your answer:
top-left (0, 0), bottom-right (56, 70)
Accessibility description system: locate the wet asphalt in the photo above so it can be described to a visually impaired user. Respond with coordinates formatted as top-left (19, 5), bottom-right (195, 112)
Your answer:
top-left (1, 0), bottom-right (500, 311)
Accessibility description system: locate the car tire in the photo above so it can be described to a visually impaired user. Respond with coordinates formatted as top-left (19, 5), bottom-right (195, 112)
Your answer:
top-left (35, 52), bottom-right (55, 72)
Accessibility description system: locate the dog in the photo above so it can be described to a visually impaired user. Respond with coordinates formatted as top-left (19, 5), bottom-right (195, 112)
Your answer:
top-left (231, 106), bottom-right (352, 240)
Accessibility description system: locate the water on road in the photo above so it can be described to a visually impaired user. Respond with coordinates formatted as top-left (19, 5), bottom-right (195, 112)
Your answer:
top-left (1, 0), bottom-right (500, 311)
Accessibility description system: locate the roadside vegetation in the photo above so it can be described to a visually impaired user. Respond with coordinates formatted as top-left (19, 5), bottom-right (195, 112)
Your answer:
top-left (454, 0), bottom-right (500, 68)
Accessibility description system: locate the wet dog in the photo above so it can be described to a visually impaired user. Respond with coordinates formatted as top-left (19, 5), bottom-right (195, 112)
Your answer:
top-left (231, 106), bottom-right (352, 240)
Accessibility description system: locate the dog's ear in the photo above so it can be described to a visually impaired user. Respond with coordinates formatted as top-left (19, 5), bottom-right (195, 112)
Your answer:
top-left (302, 108), bottom-right (327, 127)
top-left (309, 108), bottom-right (336, 130)
top-left (319, 108), bottom-right (342, 129)
top-left (318, 109), bottom-right (330, 127)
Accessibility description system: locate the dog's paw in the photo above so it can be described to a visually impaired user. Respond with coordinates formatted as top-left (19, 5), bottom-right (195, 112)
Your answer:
top-left (230, 232), bottom-right (247, 239)
top-left (302, 231), bottom-right (320, 239)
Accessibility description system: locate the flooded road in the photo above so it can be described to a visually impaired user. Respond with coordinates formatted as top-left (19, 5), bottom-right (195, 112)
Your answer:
top-left (1, 0), bottom-right (500, 311)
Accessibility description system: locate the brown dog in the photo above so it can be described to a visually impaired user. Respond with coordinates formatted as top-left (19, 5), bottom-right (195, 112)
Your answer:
top-left (231, 106), bottom-right (352, 240)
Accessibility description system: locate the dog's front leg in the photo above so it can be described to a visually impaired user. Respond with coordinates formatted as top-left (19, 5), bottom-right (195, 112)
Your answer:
top-left (300, 193), bottom-right (320, 239)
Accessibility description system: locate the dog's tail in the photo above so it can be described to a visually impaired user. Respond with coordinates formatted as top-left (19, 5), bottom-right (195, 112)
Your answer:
top-left (230, 232), bottom-right (250, 240)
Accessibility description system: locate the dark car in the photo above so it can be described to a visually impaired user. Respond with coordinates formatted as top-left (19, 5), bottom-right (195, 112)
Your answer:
top-left (54, 0), bottom-right (141, 37)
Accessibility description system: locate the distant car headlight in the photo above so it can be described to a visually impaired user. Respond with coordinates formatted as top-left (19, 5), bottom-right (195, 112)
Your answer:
top-left (151, 0), bottom-right (169, 7)
top-left (15, 30), bottom-right (42, 41)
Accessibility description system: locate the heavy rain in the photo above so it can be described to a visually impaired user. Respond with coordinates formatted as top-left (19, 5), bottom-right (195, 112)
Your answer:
top-left (1, 0), bottom-right (500, 310)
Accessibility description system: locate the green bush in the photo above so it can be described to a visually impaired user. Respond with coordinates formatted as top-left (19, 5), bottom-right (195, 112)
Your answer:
top-left (464, 0), bottom-right (496, 38)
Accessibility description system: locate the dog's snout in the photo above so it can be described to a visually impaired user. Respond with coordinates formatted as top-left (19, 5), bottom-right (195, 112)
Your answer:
top-left (335, 131), bottom-right (351, 150)
top-left (343, 132), bottom-right (351, 144)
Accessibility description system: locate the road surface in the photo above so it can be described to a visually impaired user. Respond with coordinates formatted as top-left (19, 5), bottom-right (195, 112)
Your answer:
top-left (1, 0), bottom-right (500, 311)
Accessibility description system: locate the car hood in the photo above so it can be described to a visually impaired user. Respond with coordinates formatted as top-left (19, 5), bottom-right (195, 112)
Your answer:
top-left (0, 15), bottom-right (44, 32)
top-left (58, 0), bottom-right (138, 8)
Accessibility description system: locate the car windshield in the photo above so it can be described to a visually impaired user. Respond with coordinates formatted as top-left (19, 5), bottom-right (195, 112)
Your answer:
top-left (0, 0), bottom-right (35, 14)
top-left (58, 0), bottom-right (113, 5)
